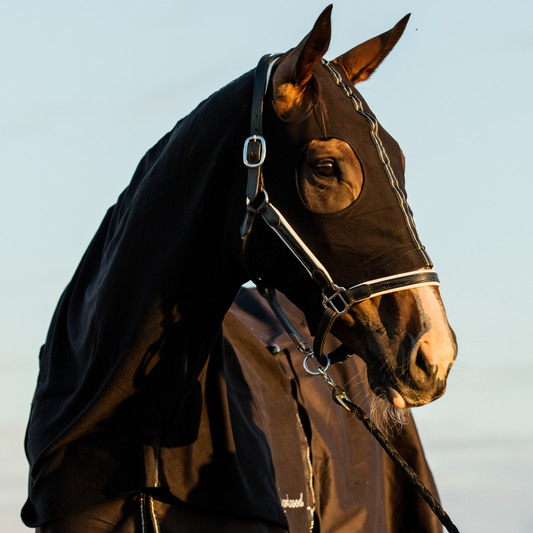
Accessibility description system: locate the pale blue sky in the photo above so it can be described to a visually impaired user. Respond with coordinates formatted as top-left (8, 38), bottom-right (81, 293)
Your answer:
top-left (2, 1), bottom-right (532, 531)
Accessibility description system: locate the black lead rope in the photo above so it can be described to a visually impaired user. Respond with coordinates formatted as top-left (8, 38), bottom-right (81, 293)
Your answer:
top-left (316, 367), bottom-right (461, 533)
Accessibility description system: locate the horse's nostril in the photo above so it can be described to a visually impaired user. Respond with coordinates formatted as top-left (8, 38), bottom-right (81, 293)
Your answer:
top-left (415, 348), bottom-right (433, 377)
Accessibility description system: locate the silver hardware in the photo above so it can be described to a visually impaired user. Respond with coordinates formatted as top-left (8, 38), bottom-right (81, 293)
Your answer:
top-left (322, 285), bottom-right (349, 314)
top-left (243, 135), bottom-right (267, 168)
top-left (246, 188), bottom-right (269, 206)
top-left (298, 344), bottom-right (313, 356)
top-left (317, 368), bottom-right (352, 412)
top-left (303, 352), bottom-right (330, 375)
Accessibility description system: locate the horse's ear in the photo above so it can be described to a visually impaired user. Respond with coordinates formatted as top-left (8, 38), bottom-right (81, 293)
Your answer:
top-left (272, 5), bottom-right (332, 120)
top-left (333, 14), bottom-right (410, 84)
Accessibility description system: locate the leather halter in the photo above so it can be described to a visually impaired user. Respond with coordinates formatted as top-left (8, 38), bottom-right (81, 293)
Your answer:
top-left (241, 54), bottom-right (440, 367)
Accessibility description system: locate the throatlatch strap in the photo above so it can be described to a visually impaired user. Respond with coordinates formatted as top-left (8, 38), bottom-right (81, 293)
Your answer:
top-left (240, 54), bottom-right (280, 287)
top-left (245, 55), bottom-right (275, 203)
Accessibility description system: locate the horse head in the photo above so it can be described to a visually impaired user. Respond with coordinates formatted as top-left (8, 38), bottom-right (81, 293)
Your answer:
top-left (241, 6), bottom-right (457, 411)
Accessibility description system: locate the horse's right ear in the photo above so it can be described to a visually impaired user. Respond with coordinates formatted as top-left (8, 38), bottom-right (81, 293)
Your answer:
top-left (272, 5), bottom-right (332, 120)
top-left (333, 14), bottom-right (410, 84)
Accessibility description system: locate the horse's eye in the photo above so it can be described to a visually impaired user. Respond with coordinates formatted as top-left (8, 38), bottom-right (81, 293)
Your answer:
top-left (315, 160), bottom-right (335, 177)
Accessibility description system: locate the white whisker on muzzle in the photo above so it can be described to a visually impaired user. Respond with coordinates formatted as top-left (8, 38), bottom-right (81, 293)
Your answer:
top-left (369, 393), bottom-right (411, 435)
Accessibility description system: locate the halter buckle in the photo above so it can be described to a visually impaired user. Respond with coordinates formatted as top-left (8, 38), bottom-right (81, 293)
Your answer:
top-left (243, 135), bottom-right (267, 168)
top-left (322, 285), bottom-right (350, 315)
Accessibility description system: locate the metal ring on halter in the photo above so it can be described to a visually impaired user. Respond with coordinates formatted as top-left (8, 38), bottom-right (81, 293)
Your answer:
top-left (303, 352), bottom-right (331, 375)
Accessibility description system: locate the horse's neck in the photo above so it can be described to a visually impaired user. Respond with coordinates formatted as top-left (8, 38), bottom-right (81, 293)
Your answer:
top-left (68, 71), bottom-right (255, 378)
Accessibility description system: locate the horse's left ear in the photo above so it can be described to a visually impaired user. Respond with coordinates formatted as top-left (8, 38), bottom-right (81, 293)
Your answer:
top-left (333, 14), bottom-right (410, 84)
top-left (272, 5), bottom-right (332, 120)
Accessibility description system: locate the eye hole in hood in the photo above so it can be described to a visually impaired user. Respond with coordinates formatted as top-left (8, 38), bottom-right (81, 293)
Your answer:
top-left (297, 138), bottom-right (364, 214)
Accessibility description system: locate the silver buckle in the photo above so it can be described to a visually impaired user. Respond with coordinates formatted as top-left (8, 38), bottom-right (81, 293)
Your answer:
top-left (243, 135), bottom-right (266, 168)
top-left (322, 285), bottom-right (349, 314)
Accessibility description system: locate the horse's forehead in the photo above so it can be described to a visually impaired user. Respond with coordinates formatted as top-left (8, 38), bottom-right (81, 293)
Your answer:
top-left (267, 63), bottom-right (402, 167)
top-left (262, 62), bottom-right (430, 287)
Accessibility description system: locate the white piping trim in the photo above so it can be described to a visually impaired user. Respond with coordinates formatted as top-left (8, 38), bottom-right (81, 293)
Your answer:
top-left (263, 200), bottom-right (335, 286)
top-left (349, 269), bottom-right (440, 300)
top-left (367, 281), bottom-right (440, 299)
top-left (353, 268), bottom-right (438, 287)
top-left (264, 56), bottom-right (280, 95)
top-left (148, 495), bottom-right (161, 533)
top-left (321, 60), bottom-right (432, 266)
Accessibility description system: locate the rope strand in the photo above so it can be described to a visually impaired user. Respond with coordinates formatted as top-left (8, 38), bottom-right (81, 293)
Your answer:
top-left (317, 368), bottom-right (460, 533)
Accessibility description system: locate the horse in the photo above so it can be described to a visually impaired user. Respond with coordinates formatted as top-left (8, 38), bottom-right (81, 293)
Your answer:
top-left (23, 5), bottom-right (457, 532)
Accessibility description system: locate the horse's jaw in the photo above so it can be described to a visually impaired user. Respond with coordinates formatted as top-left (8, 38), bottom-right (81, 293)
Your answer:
top-left (331, 285), bottom-right (457, 409)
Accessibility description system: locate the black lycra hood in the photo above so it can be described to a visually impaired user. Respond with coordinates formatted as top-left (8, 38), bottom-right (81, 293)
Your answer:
top-left (258, 60), bottom-right (432, 290)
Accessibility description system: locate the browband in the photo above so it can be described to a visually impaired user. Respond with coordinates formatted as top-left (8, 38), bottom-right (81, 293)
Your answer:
top-left (241, 54), bottom-right (440, 368)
